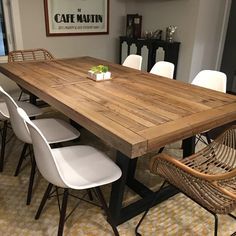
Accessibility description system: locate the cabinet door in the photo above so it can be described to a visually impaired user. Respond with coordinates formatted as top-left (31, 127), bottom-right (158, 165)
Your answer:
top-left (121, 41), bottom-right (128, 64)
top-left (155, 47), bottom-right (165, 63)
top-left (121, 42), bottom-right (138, 64)
top-left (141, 45), bottom-right (148, 71)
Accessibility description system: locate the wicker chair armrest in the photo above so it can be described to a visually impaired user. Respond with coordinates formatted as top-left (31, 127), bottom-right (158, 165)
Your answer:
top-left (150, 153), bottom-right (236, 201)
top-left (150, 153), bottom-right (236, 181)
top-left (214, 181), bottom-right (236, 200)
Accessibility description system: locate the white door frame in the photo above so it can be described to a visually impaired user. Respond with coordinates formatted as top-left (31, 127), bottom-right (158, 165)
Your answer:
top-left (2, 0), bottom-right (23, 51)
top-left (215, 0), bottom-right (232, 70)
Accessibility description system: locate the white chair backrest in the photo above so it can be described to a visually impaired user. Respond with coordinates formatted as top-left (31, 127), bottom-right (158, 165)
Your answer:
top-left (17, 107), bottom-right (65, 187)
top-left (150, 61), bottom-right (175, 79)
top-left (0, 86), bottom-right (31, 143)
top-left (0, 102), bottom-right (9, 120)
top-left (192, 70), bottom-right (227, 93)
top-left (122, 54), bottom-right (142, 70)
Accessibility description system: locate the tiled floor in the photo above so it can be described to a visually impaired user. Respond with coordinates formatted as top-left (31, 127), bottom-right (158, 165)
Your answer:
top-left (0, 108), bottom-right (235, 236)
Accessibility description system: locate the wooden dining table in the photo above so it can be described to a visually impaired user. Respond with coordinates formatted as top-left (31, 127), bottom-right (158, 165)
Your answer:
top-left (0, 56), bottom-right (236, 225)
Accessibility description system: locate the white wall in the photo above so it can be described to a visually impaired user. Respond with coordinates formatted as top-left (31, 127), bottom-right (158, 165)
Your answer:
top-left (18, 0), bottom-right (126, 62)
top-left (0, 0), bottom-right (229, 91)
top-left (126, 0), bottom-right (228, 82)
top-left (0, 0), bottom-right (126, 92)
top-left (189, 0), bottom-right (229, 82)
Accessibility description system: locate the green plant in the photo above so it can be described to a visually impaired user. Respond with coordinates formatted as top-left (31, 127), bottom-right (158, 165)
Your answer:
top-left (90, 65), bottom-right (109, 73)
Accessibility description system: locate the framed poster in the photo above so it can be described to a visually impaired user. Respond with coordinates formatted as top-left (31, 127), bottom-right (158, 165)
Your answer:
top-left (44, 0), bottom-right (109, 36)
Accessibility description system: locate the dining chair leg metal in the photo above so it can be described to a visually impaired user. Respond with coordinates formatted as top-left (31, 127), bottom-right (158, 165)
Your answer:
top-left (14, 143), bottom-right (29, 176)
top-left (229, 213), bottom-right (236, 220)
top-left (214, 214), bottom-right (218, 236)
top-left (205, 132), bottom-right (211, 144)
top-left (18, 90), bottom-right (24, 101)
top-left (35, 183), bottom-right (53, 219)
top-left (135, 181), bottom-right (166, 236)
top-left (58, 189), bottom-right (69, 236)
top-left (0, 120), bottom-right (8, 172)
top-left (158, 147), bottom-right (164, 154)
top-left (94, 187), bottom-right (119, 236)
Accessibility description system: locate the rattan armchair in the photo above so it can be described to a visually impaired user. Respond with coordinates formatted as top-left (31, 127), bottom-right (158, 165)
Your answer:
top-left (136, 125), bottom-right (236, 236)
top-left (8, 48), bottom-right (54, 62)
top-left (8, 48), bottom-right (54, 103)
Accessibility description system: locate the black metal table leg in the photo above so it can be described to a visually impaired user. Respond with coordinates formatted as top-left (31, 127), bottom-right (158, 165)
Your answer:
top-left (109, 151), bottom-right (131, 225)
top-left (109, 151), bottom-right (179, 226)
top-left (182, 136), bottom-right (195, 157)
top-left (29, 94), bottom-right (37, 105)
top-left (108, 137), bottom-right (196, 226)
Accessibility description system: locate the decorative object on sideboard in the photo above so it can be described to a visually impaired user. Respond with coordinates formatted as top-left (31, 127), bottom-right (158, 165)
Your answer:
top-left (152, 29), bottom-right (162, 40)
top-left (166, 25), bottom-right (177, 43)
top-left (126, 14), bottom-right (142, 38)
top-left (88, 65), bottom-right (111, 81)
top-left (126, 17), bottom-right (133, 38)
top-left (143, 29), bottom-right (162, 40)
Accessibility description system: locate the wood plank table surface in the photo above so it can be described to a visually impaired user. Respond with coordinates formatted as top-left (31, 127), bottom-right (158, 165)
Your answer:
top-left (0, 56), bottom-right (236, 224)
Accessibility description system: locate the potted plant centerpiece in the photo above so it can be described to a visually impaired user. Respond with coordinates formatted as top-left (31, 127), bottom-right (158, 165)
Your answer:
top-left (88, 65), bottom-right (111, 81)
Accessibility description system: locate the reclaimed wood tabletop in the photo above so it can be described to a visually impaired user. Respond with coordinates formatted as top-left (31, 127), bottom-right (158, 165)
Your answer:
top-left (0, 56), bottom-right (235, 158)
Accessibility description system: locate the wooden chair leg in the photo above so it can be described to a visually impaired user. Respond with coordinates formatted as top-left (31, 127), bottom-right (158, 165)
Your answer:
top-left (58, 189), bottom-right (69, 236)
top-left (94, 187), bottom-right (119, 236)
top-left (14, 143), bottom-right (29, 176)
top-left (87, 189), bottom-right (93, 201)
top-left (26, 154), bottom-right (36, 205)
top-left (35, 183), bottom-right (53, 219)
top-left (0, 120), bottom-right (8, 172)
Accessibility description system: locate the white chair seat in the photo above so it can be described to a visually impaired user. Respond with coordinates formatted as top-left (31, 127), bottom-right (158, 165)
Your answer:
top-left (0, 101), bottom-right (42, 120)
top-left (16, 101), bottom-right (42, 117)
top-left (52, 145), bottom-right (122, 189)
top-left (32, 118), bottom-right (80, 144)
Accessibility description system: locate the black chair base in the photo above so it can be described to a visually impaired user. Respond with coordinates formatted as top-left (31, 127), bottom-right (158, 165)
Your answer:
top-left (135, 182), bottom-right (235, 236)
top-left (0, 120), bottom-right (8, 172)
top-left (14, 143), bottom-right (36, 205)
top-left (35, 184), bottom-right (119, 236)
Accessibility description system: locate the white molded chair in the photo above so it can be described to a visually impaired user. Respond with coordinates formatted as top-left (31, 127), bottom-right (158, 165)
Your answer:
top-left (0, 96), bottom-right (42, 172)
top-left (122, 54), bottom-right (142, 70)
top-left (191, 70), bottom-right (227, 93)
top-left (0, 86), bottom-right (80, 205)
top-left (191, 70), bottom-right (227, 144)
top-left (150, 61), bottom-right (175, 79)
top-left (17, 107), bottom-right (122, 236)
